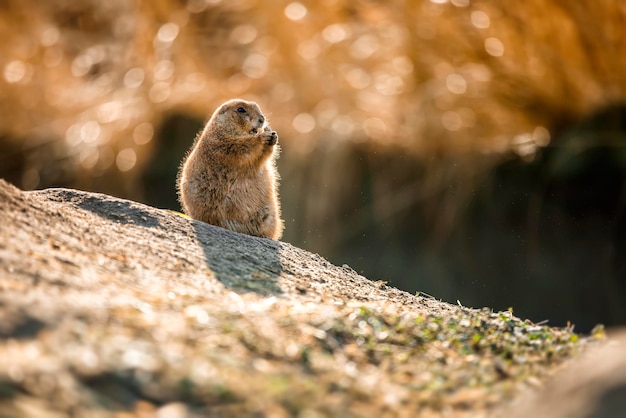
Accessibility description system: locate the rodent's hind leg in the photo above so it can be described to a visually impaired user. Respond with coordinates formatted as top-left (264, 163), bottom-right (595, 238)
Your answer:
top-left (223, 219), bottom-right (254, 235)
top-left (256, 204), bottom-right (271, 222)
top-left (256, 205), bottom-right (279, 239)
top-left (225, 205), bottom-right (276, 238)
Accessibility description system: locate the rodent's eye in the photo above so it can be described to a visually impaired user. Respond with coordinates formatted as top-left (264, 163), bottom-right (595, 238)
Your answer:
top-left (237, 107), bottom-right (246, 113)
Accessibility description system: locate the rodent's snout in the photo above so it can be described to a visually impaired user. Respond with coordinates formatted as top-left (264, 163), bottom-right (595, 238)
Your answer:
top-left (250, 115), bottom-right (265, 134)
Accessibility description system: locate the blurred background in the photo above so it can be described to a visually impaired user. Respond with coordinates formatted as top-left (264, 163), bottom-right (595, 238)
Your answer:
top-left (1, 0), bottom-right (625, 332)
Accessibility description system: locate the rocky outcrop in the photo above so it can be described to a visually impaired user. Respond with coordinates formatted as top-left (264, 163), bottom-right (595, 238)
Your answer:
top-left (0, 179), bottom-right (612, 417)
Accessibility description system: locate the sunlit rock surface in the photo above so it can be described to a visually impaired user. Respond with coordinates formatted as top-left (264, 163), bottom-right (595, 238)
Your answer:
top-left (0, 178), bottom-right (615, 417)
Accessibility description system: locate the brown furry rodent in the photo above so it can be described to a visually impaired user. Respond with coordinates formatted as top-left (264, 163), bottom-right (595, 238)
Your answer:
top-left (177, 99), bottom-right (284, 240)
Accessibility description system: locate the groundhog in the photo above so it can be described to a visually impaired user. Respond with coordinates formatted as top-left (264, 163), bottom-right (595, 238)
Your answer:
top-left (177, 98), bottom-right (284, 240)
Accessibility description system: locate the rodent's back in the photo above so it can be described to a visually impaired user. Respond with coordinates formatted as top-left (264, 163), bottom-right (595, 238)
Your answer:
top-left (177, 99), bottom-right (284, 240)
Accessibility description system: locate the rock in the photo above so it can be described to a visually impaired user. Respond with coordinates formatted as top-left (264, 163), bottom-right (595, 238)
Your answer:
top-left (502, 329), bottom-right (626, 418)
top-left (0, 179), bottom-right (594, 417)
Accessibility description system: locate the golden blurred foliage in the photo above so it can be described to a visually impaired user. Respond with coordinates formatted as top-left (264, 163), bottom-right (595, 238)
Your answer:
top-left (1, 0), bottom-right (624, 182)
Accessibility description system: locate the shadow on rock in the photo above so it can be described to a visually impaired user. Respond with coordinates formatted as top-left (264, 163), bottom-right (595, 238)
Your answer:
top-left (189, 220), bottom-right (283, 296)
top-left (29, 188), bottom-right (163, 228)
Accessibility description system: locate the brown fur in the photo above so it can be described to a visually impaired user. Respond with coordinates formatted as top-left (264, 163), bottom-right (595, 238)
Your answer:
top-left (177, 99), bottom-right (284, 240)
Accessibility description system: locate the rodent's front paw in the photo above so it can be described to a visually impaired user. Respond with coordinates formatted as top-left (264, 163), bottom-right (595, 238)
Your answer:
top-left (263, 131), bottom-right (278, 146)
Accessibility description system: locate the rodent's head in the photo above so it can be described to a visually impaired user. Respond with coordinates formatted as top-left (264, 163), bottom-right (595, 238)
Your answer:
top-left (214, 99), bottom-right (266, 136)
